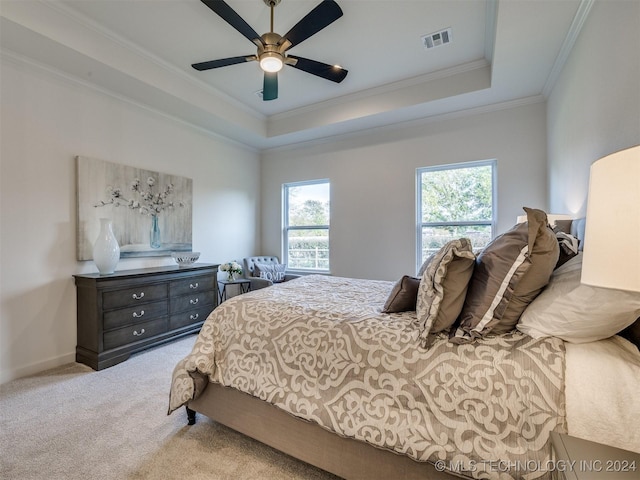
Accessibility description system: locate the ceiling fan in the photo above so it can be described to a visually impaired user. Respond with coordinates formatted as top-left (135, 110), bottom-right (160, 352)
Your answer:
top-left (192, 0), bottom-right (348, 101)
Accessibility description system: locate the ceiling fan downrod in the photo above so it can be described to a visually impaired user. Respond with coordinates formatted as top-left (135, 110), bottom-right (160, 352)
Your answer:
top-left (259, 0), bottom-right (286, 73)
top-left (264, 0), bottom-right (281, 33)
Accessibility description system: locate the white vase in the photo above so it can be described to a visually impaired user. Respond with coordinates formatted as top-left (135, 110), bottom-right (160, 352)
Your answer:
top-left (93, 218), bottom-right (120, 275)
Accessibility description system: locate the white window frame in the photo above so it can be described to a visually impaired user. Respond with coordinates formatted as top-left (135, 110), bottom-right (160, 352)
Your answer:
top-left (416, 160), bottom-right (497, 273)
top-left (283, 179), bottom-right (330, 273)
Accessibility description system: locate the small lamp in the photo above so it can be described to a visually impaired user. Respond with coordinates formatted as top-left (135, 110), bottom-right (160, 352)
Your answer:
top-left (581, 145), bottom-right (640, 292)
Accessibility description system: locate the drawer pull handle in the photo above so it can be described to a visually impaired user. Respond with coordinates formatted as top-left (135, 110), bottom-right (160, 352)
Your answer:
top-left (133, 328), bottom-right (146, 336)
top-left (132, 310), bottom-right (145, 318)
top-left (190, 313), bottom-right (199, 320)
top-left (132, 292), bottom-right (145, 300)
top-left (190, 283), bottom-right (199, 289)
top-left (190, 298), bottom-right (199, 305)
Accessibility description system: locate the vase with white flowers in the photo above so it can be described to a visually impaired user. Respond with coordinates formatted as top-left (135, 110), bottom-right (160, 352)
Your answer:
top-left (220, 261), bottom-right (243, 281)
top-left (95, 176), bottom-right (185, 249)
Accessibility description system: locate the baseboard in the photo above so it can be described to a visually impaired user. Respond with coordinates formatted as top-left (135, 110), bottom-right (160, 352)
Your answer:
top-left (0, 351), bottom-right (76, 385)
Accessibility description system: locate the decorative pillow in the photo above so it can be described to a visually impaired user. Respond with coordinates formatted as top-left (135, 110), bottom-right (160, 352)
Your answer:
top-left (382, 276), bottom-right (420, 313)
top-left (554, 231), bottom-right (580, 269)
top-left (451, 208), bottom-right (559, 343)
top-left (253, 262), bottom-right (287, 283)
top-left (416, 238), bottom-right (476, 347)
top-left (517, 254), bottom-right (640, 343)
top-left (553, 219), bottom-right (573, 234)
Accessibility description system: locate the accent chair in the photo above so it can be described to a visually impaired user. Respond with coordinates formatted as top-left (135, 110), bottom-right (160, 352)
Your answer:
top-left (242, 256), bottom-right (301, 290)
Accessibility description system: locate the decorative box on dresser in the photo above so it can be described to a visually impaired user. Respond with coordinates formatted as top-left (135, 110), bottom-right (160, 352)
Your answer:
top-left (73, 263), bottom-right (218, 370)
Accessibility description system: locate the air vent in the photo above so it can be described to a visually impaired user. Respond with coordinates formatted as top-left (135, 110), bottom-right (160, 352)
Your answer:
top-left (421, 28), bottom-right (452, 49)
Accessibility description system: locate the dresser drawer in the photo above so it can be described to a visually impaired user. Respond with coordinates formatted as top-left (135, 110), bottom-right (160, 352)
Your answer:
top-left (103, 317), bottom-right (168, 350)
top-left (103, 300), bottom-right (168, 331)
top-left (169, 305), bottom-right (213, 330)
top-left (102, 283), bottom-right (167, 310)
top-left (170, 291), bottom-right (214, 314)
top-left (170, 275), bottom-right (215, 296)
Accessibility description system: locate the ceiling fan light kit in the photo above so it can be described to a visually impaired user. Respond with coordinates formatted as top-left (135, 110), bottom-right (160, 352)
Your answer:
top-left (193, 0), bottom-right (348, 101)
top-left (259, 54), bottom-right (284, 73)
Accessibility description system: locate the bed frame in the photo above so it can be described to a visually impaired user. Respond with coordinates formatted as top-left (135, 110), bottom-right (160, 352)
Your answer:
top-left (186, 384), bottom-right (463, 480)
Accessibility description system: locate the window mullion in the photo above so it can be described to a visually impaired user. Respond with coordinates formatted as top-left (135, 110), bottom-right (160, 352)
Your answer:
top-left (421, 220), bottom-right (493, 228)
top-left (286, 225), bottom-right (330, 231)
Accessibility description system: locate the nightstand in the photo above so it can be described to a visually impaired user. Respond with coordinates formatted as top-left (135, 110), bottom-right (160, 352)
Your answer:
top-left (550, 432), bottom-right (639, 479)
top-left (218, 278), bottom-right (251, 303)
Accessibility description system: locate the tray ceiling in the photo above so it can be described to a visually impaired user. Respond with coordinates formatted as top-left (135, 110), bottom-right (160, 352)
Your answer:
top-left (0, 0), bottom-right (586, 149)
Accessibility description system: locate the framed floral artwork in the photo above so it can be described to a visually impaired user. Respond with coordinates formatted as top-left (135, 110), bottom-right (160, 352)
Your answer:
top-left (76, 156), bottom-right (192, 260)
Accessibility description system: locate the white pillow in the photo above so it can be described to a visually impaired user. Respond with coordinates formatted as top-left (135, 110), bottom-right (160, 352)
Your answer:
top-left (517, 254), bottom-right (640, 343)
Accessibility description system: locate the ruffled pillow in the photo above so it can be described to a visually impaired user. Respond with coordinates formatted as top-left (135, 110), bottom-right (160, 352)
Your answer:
top-left (451, 208), bottom-right (559, 343)
top-left (416, 238), bottom-right (476, 347)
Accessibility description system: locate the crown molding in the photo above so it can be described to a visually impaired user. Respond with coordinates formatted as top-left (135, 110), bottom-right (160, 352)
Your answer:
top-left (484, 0), bottom-right (498, 63)
top-left (542, 0), bottom-right (594, 97)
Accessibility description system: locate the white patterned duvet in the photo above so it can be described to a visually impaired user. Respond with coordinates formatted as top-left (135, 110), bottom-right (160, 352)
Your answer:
top-left (169, 275), bottom-right (567, 479)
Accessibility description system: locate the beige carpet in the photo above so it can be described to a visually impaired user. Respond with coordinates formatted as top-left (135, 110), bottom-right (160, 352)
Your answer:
top-left (0, 336), bottom-right (340, 480)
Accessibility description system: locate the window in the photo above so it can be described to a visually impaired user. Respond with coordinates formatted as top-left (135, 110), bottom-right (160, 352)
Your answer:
top-left (417, 160), bottom-right (495, 271)
top-left (283, 180), bottom-right (330, 272)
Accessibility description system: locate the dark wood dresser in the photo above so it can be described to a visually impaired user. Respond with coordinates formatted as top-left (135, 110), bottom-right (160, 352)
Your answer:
top-left (73, 263), bottom-right (218, 370)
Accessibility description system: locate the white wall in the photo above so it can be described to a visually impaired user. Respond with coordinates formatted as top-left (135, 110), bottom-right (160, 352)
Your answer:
top-left (7, 1), bottom-right (634, 384)
top-left (0, 57), bottom-right (261, 383)
top-left (547, 0), bottom-right (640, 215)
top-left (261, 102), bottom-right (548, 281)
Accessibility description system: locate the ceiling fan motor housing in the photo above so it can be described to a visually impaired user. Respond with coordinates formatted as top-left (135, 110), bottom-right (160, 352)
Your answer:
top-left (258, 32), bottom-right (289, 72)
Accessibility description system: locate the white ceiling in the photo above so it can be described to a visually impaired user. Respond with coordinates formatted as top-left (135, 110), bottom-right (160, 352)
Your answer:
top-left (0, 0), bottom-right (587, 150)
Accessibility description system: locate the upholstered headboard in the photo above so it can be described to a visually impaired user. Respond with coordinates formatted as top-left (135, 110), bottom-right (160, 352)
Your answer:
top-left (569, 218), bottom-right (586, 250)
top-left (553, 217), bottom-right (586, 250)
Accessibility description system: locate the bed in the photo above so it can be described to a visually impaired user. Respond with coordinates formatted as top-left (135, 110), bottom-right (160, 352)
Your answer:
top-left (168, 214), bottom-right (640, 480)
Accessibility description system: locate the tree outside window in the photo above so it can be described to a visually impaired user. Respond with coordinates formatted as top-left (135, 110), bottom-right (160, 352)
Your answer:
top-left (284, 180), bottom-right (330, 271)
top-left (417, 161), bottom-right (495, 271)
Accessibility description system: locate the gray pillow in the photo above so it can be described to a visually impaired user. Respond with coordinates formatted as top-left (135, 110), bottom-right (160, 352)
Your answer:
top-left (253, 262), bottom-right (287, 283)
top-left (416, 238), bottom-right (476, 347)
top-left (451, 208), bottom-right (559, 343)
top-left (382, 276), bottom-right (420, 313)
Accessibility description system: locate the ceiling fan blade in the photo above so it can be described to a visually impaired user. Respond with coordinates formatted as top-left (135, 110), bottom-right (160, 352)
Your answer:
top-left (200, 0), bottom-right (262, 45)
top-left (192, 56), bottom-right (255, 71)
top-left (263, 72), bottom-right (278, 101)
top-left (281, 0), bottom-right (343, 50)
top-left (287, 55), bottom-right (348, 83)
